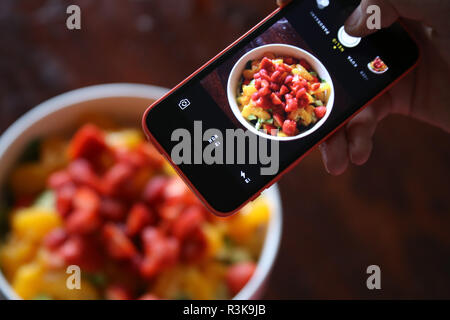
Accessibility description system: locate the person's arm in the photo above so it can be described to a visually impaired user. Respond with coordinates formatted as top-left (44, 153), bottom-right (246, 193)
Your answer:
top-left (278, 0), bottom-right (450, 175)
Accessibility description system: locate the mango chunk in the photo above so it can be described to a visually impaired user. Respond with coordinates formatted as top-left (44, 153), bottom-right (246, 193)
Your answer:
top-left (0, 236), bottom-right (37, 280)
top-left (12, 262), bottom-right (44, 299)
top-left (12, 208), bottom-right (61, 242)
top-left (242, 84), bottom-right (257, 97)
top-left (227, 197), bottom-right (270, 243)
top-left (241, 104), bottom-right (270, 121)
top-left (105, 129), bottom-right (144, 150)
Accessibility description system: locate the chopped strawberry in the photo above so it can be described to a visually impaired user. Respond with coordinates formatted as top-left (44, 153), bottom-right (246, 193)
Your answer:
top-left (259, 69), bottom-right (271, 81)
top-left (142, 176), bottom-right (169, 205)
top-left (270, 92), bottom-right (282, 105)
top-left (58, 236), bottom-right (83, 266)
top-left (254, 78), bottom-right (262, 89)
top-left (99, 197), bottom-right (127, 221)
top-left (263, 124), bottom-right (278, 136)
top-left (279, 63), bottom-right (292, 74)
top-left (66, 208), bottom-right (101, 234)
top-left (298, 94), bottom-right (310, 108)
top-left (181, 228), bottom-right (207, 263)
top-left (269, 82), bottom-right (280, 92)
top-left (260, 57), bottom-right (275, 72)
top-left (102, 162), bottom-right (135, 196)
top-left (282, 120), bottom-right (298, 136)
top-left (55, 184), bottom-right (76, 217)
top-left (314, 106), bottom-right (327, 119)
top-left (226, 262), bottom-right (256, 296)
top-left (102, 223), bottom-right (137, 260)
top-left (279, 85), bottom-right (289, 96)
top-left (44, 228), bottom-right (68, 250)
top-left (114, 148), bottom-right (147, 168)
top-left (105, 285), bottom-right (133, 300)
top-left (58, 235), bottom-right (104, 271)
top-left (273, 113), bottom-right (285, 128)
top-left (284, 75), bottom-right (293, 84)
top-left (270, 70), bottom-right (282, 83)
top-left (68, 159), bottom-right (102, 192)
top-left (258, 86), bottom-right (271, 97)
top-left (126, 203), bottom-right (155, 236)
top-left (284, 57), bottom-right (297, 65)
top-left (68, 124), bottom-right (107, 161)
top-left (311, 82), bottom-right (321, 91)
top-left (158, 203), bottom-right (184, 223)
top-left (299, 59), bottom-right (312, 71)
top-left (256, 96), bottom-right (272, 109)
top-left (47, 170), bottom-right (72, 189)
top-left (295, 87), bottom-right (307, 100)
top-left (73, 187), bottom-right (100, 213)
top-left (140, 227), bottom-right (179, 278)
top-left (172, 205), bottom-right (204, 240)
top-left (285, 98), bottom-right (298, 112)
top-left (260, 79), bottom-right (270, 88)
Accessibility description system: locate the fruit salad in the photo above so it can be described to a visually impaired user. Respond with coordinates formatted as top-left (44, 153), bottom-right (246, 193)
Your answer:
top-left (0, 116), bottom-right (271, 300)
top-left (236, 52), bottom-right (331, 137)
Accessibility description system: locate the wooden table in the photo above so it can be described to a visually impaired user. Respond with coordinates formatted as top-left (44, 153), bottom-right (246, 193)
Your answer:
top-left (1, 0), bottom-right (450, 299)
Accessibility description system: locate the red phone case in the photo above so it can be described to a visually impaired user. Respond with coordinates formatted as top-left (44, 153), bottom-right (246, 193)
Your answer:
top-left (142, 5), bottom-right (420, 216)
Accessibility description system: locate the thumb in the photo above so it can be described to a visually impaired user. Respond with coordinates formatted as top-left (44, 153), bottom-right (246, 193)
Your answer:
top-left (344, 0), bottom-right (399, 37)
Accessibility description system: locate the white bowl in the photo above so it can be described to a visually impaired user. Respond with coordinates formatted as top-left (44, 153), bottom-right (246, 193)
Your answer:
top-left (227, 44), bottom-right (335, 141)
top-left (0, 83), bottom-right (282, 300)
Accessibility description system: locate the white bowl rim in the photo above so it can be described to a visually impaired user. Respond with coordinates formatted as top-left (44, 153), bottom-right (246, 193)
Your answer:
top-left (0, 83), bottom-right (283, 300)
top-left (227, 43), bottom-right (335, 141)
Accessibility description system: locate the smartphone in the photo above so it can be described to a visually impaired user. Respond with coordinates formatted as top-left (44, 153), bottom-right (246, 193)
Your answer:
top-left (143, 0), bottom-right (419, 216)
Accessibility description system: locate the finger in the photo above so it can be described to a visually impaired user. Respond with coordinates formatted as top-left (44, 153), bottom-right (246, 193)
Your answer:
top-left (319, 128), bottom-right (349, 176)
top-left (346, 108), bottom-right (377, 166)
top-left (346, 93), bottom-right (392, 165)
top-left (345, 0), bottom-right (399, 37)
top-left (345, 0), bottom-right (450, 37)
top-left (276, 0), bottom-right (291, 7)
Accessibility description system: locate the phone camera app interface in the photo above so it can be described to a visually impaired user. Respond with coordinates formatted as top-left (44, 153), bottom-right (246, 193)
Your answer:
top-left (146, 0), bottom-right (418, 211)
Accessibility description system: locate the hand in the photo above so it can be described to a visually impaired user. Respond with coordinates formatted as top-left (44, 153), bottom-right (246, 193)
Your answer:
top-left (278, 0), bottom-right (450, 175)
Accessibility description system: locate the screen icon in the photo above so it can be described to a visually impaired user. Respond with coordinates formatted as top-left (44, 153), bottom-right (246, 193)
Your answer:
top-left (178, 98), bottom-right (191, 110)
top-left (240, 171), bottom-right (251, 184)
top-left (338, 26), bottom-right (361, 48)
top-left (316, 0), bottom-right (330, 9)
top-left (368, 56), bottom-right (389, 74)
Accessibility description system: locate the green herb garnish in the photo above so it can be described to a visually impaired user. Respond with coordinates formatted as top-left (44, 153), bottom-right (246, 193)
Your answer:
top-left (255, 118), bottom-right (263, 131)
top-left (85, 272), bottom-right (108, 288)
top-left (33, 294), bottom-right (52, 300)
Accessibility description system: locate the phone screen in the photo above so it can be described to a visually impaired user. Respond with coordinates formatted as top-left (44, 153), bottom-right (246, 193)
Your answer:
top-left (144, 0), bottom-right (419, 214)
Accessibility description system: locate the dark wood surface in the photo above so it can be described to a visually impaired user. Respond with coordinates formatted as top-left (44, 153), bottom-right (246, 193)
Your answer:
top-left (1, 0), bottom-right (450, 299)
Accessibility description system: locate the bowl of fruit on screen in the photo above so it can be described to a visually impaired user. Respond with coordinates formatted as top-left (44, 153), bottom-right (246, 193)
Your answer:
top-left (228, 44), bottom-right (334, 141)
top-left (0, 84), bottom-right (282, 300)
